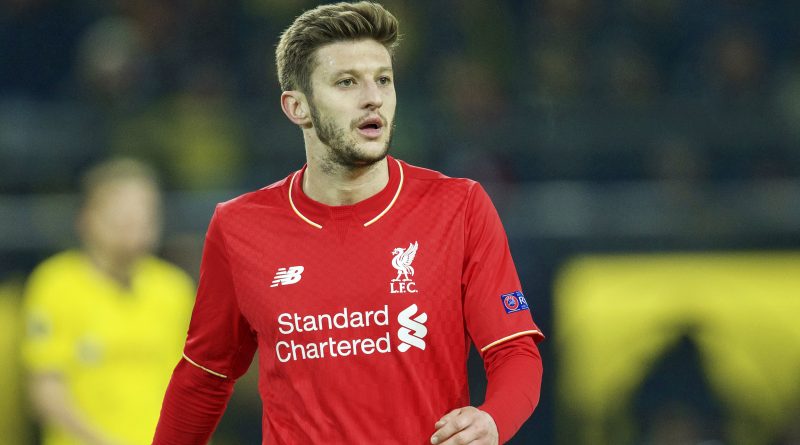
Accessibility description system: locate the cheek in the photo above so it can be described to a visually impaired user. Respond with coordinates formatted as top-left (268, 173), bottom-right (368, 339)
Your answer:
top-left (312, 91), bottom-right (356, 116)
top-left (319, 107), bottom-right (355, 130)
top-left (122, 208), bottom-right (159, 241)
top-left (382, 92), bottom-right (397, 116)
top-left (99, 207), bottom-right (159, 248)
top-left (89, 218), bottom-right (119, 246)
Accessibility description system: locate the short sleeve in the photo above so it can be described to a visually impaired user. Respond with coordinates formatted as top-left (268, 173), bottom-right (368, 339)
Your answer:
top-left (21, 264), bottom-right (78, 373)
top-left (182, 206), bottom-right (257, 380)
top-left (462, 184), bottom-right (544, 354)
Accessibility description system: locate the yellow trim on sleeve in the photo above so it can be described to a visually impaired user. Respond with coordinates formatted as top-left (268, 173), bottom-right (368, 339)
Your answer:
top-left (363, 159), bottom-right (404, 227)
top-left (480, 330), bottom-right (542, 353)
top-left (288, 171), bottom-right (324, 229)
top-left (182, 353), bottom-right (228, 379)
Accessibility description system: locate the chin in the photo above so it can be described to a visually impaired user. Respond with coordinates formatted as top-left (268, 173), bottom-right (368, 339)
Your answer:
top-left (321, 127), bottom-right (393, 169)
top-left (353, 142), bottom-right (390, 165)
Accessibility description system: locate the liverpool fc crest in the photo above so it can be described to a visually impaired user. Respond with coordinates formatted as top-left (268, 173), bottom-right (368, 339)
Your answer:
top-left (390, 241), bottom-right (418, 294)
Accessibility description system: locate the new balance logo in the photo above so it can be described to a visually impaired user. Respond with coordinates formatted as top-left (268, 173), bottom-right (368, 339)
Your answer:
top-left (397, 304), bottom-right (427, 352)
top-left (271, 266), bottom-right (304, 287)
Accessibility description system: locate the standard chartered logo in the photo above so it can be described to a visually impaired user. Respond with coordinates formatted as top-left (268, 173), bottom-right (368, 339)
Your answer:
top-left (274, 303), bottom-right (429, 362)
top-left (397, 304), bottom-right (428, 352)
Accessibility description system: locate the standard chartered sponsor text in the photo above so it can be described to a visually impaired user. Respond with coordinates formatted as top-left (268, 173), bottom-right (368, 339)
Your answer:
top-left (276, 305), bottom-right (391, 363)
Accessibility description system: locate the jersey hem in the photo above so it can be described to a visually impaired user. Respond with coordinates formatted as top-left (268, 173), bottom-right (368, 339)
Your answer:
top-left (182, 353), bottom-right (228, 379)
top-left (479, 330), bottom-right (543, 352)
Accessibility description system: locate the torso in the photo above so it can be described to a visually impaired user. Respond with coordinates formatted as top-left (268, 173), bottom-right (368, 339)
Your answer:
top-left (217, 158), bottom-right (475, 443)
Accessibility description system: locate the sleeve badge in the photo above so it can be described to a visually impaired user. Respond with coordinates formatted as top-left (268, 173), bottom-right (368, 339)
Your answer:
top-left (500, 290), bottom-right (529, 314)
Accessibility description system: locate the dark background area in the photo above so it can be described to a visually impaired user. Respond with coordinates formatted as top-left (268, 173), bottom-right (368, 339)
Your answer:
top-left (2, 1), bottom-right (800, 444)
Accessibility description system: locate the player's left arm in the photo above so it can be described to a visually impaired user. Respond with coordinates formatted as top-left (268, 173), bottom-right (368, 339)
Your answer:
top-left (430, 336), bottom-right (542, 445)
top-left (432, 183), bottom-right (544, 444)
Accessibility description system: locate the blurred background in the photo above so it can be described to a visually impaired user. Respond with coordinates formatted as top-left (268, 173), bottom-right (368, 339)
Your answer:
top-left (2, 0), bottom-right (800, 444)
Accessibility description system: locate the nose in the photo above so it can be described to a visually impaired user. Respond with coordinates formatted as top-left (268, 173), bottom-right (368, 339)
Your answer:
top-left (360, 80), bottom-right (383, 110)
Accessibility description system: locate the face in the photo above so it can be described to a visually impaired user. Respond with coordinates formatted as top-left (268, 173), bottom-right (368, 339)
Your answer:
top-left (80, 178), bottom-right (161, 262)
top-left (306, 39), bottom-right (396, 169)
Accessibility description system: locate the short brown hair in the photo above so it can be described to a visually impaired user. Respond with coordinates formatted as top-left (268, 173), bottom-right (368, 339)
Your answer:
top-left (276, 1), bottom-right (400, 94)
top-left (81, 157), bottom-right (159, 204)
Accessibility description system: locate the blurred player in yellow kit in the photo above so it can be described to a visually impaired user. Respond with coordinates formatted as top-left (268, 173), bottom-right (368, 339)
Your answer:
top-left (21, 159), bottom-right (195, 445)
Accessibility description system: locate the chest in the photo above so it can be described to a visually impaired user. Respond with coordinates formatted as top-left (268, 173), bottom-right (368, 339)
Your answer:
top-left (223, 211), bottom-right (466, 341)
top-left (67, 285), bottom-right (184, 366)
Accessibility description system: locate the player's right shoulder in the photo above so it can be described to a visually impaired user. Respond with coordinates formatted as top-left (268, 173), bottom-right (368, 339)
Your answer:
top-left (214, 174), bottom-right (293, 216)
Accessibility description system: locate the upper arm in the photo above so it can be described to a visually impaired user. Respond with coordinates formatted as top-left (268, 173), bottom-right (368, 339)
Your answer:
top-left (181, 208), bottom-right (257, 381)
top-left (461, 184), bottom-right (544, 353)
top-left (21, 264), bottom-right (79, 374)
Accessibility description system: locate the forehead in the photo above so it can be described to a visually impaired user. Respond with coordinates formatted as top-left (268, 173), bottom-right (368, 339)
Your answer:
top-left (87, 178), bottom-right (158, 206)
top-left (311, 39), bottom-right (393, 78)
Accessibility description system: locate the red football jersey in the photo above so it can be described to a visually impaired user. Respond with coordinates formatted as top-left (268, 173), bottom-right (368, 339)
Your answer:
top-left (182, 156), bottom-right (543, 444)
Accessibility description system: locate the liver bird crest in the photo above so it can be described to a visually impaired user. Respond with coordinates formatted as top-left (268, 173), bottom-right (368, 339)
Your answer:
top-left (391, 241), bottom-right (418, 282)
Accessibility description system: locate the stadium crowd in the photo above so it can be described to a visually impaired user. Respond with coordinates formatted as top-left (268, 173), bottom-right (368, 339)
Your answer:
top-left (2, 1), bottom-right (800, 444)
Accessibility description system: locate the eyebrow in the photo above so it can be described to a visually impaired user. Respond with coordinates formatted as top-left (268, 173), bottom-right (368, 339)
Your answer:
top-left (330, 66), bottom-right (394, 78)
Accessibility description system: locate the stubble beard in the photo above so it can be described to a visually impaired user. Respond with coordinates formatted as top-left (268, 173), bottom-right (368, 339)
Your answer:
top-left (310, 104), bottom-right (393, 173)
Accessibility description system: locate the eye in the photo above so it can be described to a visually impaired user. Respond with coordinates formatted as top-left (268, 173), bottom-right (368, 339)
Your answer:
top-left (337, 78), bottom-right (355, 87)
top-left (377, 76), bottom-right (392, 86)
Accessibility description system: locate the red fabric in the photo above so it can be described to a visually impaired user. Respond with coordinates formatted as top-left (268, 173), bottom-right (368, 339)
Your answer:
top-left (152, 359), bottom-right (235, 444)
top-left (153, 158), bottom-right (544, 444)
top-left (479, 336), bottom-right (543, 444)
top-left (183, 209), bottom-right (258, 381)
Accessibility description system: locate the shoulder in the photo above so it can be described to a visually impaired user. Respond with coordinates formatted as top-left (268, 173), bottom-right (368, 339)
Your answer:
top-left (24, 250), bottom-right (91, 312)
top-left (214, 175), bottom-right (292, 219)
top-left (27, 250), bottom-right (89, 283)
top-left (399, 159), bottom-right (479, 195)
top-left (136, 257), bottom-right (196, 308)
top-left (138, 256), bottom-right (194, 287)
top-left (400, 161), bottom-right (483, 206)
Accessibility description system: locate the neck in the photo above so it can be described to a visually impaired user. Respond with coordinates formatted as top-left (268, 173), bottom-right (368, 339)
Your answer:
top-left (302, 155), bottom-right (389, 206)
top-left (85, 247), bottom-right (136, 288)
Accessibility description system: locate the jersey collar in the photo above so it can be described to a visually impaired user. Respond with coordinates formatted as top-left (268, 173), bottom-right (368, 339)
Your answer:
top-left (288, 156), bottom-right (404, 229)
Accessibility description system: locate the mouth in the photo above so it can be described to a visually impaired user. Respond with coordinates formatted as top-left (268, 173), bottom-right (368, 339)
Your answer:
top-left (356, 116), bottom-right (384, 139)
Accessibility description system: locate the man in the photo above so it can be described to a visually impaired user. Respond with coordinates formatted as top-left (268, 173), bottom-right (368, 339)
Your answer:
top-left (21, 159), bottom-right (195, 445)
top-left (153, 2), bottom-right (543, 445)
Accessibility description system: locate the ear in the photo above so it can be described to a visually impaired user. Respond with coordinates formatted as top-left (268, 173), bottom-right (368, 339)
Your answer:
top-left (281, 91), bottom-right (311, 126)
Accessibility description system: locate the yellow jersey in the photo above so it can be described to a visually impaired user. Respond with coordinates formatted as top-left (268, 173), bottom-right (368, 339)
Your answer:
top-left (21, 250), bottom-right (195, 445)
top-left (0, 278), bottom-right (30, 445)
